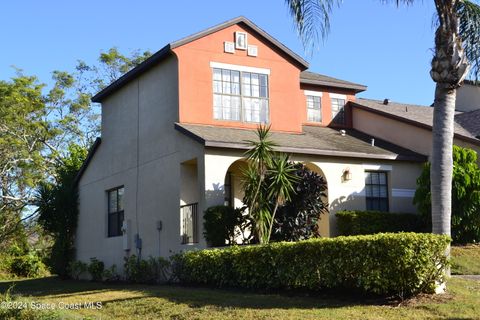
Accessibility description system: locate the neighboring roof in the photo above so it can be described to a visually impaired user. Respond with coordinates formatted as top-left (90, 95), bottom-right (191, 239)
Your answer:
top-left (92, 16), bottom-right (309, 102)
top-left (175, 123), bottom-right (427, 162)
top-left (74, 138), bottom-right (101, 185)
top-left (455, 109), bottom-right (480, 138)
top-left (300, 71), bottom-right (367, 93)
top-left (351, 98), bottom-right (480, 145)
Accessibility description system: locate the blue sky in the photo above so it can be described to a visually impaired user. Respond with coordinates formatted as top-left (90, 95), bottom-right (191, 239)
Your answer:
top-left (0, 0), bottom-right (437, 105)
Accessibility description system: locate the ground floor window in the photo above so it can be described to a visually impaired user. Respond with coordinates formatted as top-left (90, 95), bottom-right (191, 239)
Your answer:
top-left (107, 186), bottom-right (124, 237)
top-left (181, 202), bottom-right (198, 244)
top-left (365, 171), bottom-right (389, 211)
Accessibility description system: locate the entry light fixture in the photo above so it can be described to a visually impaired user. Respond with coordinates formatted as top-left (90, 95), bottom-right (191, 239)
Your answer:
top-left (342, 167), bottom-right (352, 182)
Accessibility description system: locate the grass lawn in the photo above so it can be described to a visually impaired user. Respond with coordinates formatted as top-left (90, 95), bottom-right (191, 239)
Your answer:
top-left (0, 276), bottom-right (479, 320)
top-left (452, 244), bottom-right (480, 275)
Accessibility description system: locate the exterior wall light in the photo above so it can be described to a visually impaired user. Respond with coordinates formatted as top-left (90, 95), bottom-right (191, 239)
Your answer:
top-left (342, 167), bottom-right (352, 182)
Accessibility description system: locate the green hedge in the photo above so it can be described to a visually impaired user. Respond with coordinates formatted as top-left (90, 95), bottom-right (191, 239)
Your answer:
top-left (171, 233), bottom-right (449, 297)
top-left (335, 210), bottom-right (425, 236)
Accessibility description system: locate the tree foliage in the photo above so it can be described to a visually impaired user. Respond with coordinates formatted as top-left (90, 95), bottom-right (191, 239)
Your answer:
top-left (35, 144), bottom-right (87, 277)
top-left (414, 145), bottom-right (480, 243)
top-left (0, 47), bottom-right (151, 249)
top-left (272, 163), bottom-right (328, 241)
top-left (203, 206), bottom-right (252, 246)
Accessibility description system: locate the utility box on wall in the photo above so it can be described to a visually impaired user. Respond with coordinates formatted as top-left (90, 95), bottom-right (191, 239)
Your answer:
top-left (122, 219), bottom-right (131, 251)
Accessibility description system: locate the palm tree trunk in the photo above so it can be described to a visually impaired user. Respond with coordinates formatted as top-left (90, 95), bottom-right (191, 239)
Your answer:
top-left (266, 197), bottom-right (280, 243)
top-left (430, 83), bottom-right (455, 237)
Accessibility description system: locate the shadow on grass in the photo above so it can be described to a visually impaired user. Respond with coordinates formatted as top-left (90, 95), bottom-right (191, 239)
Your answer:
top-left (0, 276), bottom-right (407, 310)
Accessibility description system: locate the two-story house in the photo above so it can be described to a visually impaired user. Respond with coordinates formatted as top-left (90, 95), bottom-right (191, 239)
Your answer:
top-left (75, 17), bottom-right (428, 268)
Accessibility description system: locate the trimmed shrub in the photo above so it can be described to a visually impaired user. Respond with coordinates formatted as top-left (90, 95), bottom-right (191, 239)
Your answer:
top-left (68, 260), bottom-right (88, 280)
top-left (335, 210), bottom-right (426, 236)
top-left (102, 264), bottom-right (120, 282)
top-left (124, 255), bottom-right (170, 283)
top-left (171, 233), bottom-right (450, 298)
top-left (87, 257), bottom-right (104, 281)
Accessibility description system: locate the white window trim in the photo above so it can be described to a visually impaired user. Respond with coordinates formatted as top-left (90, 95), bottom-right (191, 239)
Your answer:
top-left (330, 93), bottom-right (347, 100)
top-left (304, 90), bottom-right (323, 97)
top-left (362, 164), bottom-right (393, 171)
top-left (210, 61), bottom-right (270, 75)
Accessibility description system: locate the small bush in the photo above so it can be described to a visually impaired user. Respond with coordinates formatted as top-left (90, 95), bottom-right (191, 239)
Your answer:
top-left (335, 210), bottom-right (425, 236)
top-left (87, 257), bottom-right (104, 281)
top-left (124, 255), bottom-right (170, 283)
top-left (102, 264), bottom-right (120, 282)
top-left (171, 233), bottom-right (450, 298)
top-left (203, 206), bottom-right (248, 246)
top-left (8, 253), bottom-right (48, 278)
top-left (68, 260), bottom-right (88, 280)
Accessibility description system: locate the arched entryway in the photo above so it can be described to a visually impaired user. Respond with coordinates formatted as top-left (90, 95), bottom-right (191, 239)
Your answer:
top-left (223, 159), bottom-right (248, 209)
top-left (303, 162), bottom-right (330, 237)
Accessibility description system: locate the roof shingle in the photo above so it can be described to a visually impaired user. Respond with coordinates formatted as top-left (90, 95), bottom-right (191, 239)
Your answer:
top-left (175, 123), bottom-right (426, 162)
top-left (352, 98), bottom-right (479, 142)
top-left (300, 71), bottom-right (367, 93)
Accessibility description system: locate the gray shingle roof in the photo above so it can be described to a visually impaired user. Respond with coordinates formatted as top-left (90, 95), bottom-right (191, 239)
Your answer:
top-left (300, 71), bottom-right (367, 93)
top-left (175, 123), bottom-right (426, 161)
top-left (455, 109), bottom-right (480, 138)
top-left (352, 98), bottom-right (479, 142)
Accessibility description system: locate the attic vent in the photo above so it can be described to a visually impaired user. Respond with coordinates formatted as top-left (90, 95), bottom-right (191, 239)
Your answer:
top-left (383, 98), bottom-right (389, 105)
top-left (340, 129), bottom-right (346, 136)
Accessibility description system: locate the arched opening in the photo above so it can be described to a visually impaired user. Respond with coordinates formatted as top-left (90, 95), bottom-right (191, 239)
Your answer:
top-left (303, 162), bottom-right (330, 237)
top-left (224, 159), bottom-right (249, 209)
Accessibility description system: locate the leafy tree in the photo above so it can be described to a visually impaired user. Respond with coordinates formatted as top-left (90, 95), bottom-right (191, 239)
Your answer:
top-left (414, 145), bottom-right (480, 243)
top-left (35, 144), bottom-right (87, 277)
top-left (285, 0), bottom-right (480, 240)
top-left (0, 74), bottom-right (51, 248)
top-left (272, 164), bottom-right (328, 242)
top-left (0, 48), bottom-right (151, 249)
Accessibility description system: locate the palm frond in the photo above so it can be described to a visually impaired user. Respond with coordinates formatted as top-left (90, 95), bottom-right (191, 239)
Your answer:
top-left (457, 0), bottom-right (480, 80)
top-left (285, 0), bottom-right (341, 51)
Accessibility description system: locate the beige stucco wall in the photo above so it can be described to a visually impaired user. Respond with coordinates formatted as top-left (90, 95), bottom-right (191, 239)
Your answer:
top-left (204, 148), bottom-right (423, 238)
top-left (456, 83), bottom-right (480, 112)
top-left (352, 108), bottom-right (480, 158)
top-left (76, 55), bottom-right (206, 271)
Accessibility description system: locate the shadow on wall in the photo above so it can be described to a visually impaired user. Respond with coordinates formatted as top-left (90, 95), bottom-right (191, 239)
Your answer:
top-left (329, 190), bottom-right (365, 236)
top-left (205, 182), bottom-right (225, 207)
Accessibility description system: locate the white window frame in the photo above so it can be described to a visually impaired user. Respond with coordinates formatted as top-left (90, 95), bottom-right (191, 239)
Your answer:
top-left (330, 93), bottom-right (347, 125)
top-left (305, 91), bottom-right (322, 122)
top-left (211, 62), bottom-right (269, 124)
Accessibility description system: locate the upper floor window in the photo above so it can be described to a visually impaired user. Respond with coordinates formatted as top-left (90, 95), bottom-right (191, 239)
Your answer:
top-left (213, 67), bottom-right (269, 123)
top-left (365, 171), bottom-right (388, 212)
top-left (107, 186), bottom-right (124, 237)
top-left (331, 97), bottom-right (346, 125)
top-left (306, 95), bottom-right (322, 122)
